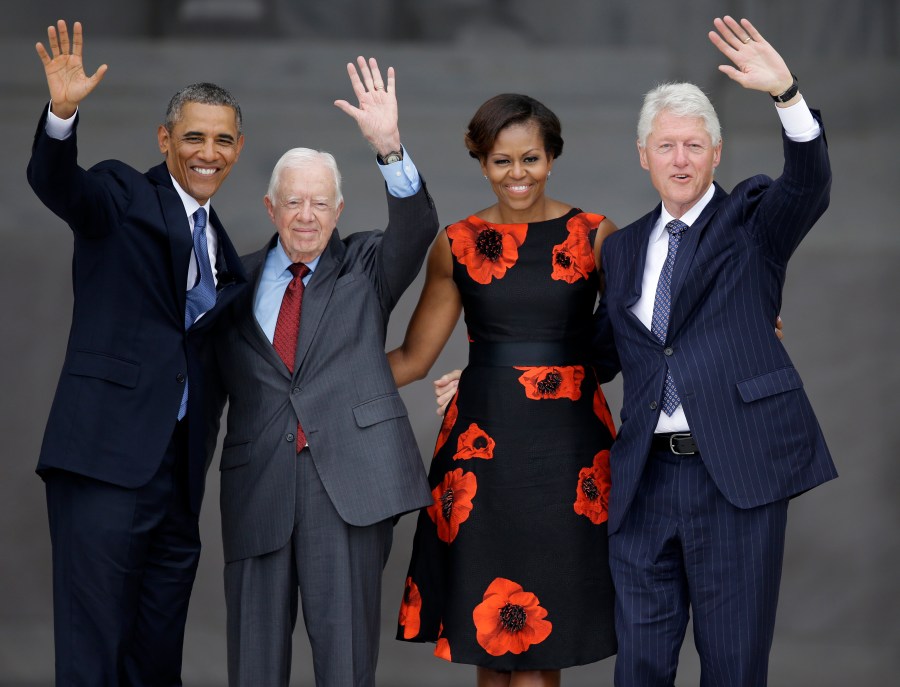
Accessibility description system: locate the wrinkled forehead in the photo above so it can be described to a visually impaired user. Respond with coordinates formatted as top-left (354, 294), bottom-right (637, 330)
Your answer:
top-left (277, 163), bottom-right (337, 200)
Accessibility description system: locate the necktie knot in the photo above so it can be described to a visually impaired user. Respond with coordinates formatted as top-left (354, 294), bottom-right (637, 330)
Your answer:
top-left (288, 262), bottom-right (310, 281)
top-left (665, 219), bottom-right (688, 237)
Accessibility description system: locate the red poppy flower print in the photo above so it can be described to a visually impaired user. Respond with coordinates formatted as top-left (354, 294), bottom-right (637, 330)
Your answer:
top-left (447, 217), bottom-right (528, 284)
top-left (398, 577), bottom-right (422, 639)
top-left (566, 212), bottom-right (606, 240)
top-left (434, 623), bottom-right (451, 661)
top-left (454, 423), bottom-right (496, 461)
top-left (514, 365), bottom-right (584, 401)
top-left (427, 468), bottom-right (477, 544)
top-left (472, 577), bottom-right (553, 656)
top-left (551, 234), bottom-right (595, 283)
top-left (433, 393), bottom-right (459, 457)
top-left (574, 450), bottom-right (612, 525)
top-left (593, 386), bottom-right (617, 438)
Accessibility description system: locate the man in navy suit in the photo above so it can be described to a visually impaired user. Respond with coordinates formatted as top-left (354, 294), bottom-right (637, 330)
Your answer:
top-left (28, 20), bottom-right (247, 685)
top-left (598, 16), bottom-right (838, 686)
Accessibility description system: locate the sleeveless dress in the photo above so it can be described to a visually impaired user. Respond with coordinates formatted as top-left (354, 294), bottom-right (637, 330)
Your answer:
top-left (397, 208), bottom-right (617, 670)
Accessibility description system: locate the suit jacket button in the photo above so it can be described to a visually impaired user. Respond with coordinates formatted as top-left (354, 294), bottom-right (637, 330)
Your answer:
top-left (649, 401), bottom-right (658, 410)
top-left (176, 373), bottom-right (185, 383)
top-left (664, 347), bottom-right (674, 356)
top-left (286, 433), bottom-right (295, 443)
top-left (292, 387), bottom-right (300, 395)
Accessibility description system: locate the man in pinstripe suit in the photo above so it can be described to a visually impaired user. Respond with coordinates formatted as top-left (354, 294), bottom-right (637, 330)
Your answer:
top-left (598, 16), bottom-right (838, 687)
top-left (206, 57), bottom-right (436, 686)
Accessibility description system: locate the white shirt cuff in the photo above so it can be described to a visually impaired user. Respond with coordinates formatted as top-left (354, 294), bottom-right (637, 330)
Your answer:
top-left (776, 96), bottom-right (821, 142)
top-left (45, 103), bottom-right (77, 140)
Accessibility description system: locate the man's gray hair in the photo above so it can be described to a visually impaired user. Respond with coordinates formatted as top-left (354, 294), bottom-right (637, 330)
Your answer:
top-left (165, 82), bottom-right (242, 135)
top-left (637, 82), bottom-right (721, 148)
top-left (267, 148), bottom-right (343, 206)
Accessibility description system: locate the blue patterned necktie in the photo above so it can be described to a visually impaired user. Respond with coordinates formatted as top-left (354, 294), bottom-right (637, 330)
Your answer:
top-left (651, 219), bottom-right (688, 416)
top-left (178, 207), bottom-right (217, 420)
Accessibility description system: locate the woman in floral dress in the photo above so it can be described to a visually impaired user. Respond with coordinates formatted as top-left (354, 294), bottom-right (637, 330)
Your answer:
top-left (389, 94), bottom-right (618, 686)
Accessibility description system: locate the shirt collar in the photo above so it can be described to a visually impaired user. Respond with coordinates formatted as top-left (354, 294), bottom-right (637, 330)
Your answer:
top-left (272, 238), bottom-right (321, 276)
top-left (652, 183), bottom-right (716, 241)
top-left (169, 174), bottom-right (210, 221)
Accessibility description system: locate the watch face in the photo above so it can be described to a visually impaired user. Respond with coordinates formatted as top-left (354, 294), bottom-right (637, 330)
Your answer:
top-left (382, 151), bottom-right (402, 164)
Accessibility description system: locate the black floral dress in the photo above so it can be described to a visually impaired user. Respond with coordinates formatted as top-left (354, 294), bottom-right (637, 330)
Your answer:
top-left (397, 209), bottom-right (617, 670)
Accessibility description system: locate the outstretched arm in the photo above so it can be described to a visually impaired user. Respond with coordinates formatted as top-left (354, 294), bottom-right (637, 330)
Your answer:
top-left (708, 16), bottom-right (798, 106)
top-left (35, 20), bottom-right (107, 119)
top-left (334, 56), bottom-right (402, 158)
top-left (388, 234), bottom-right (462, 388)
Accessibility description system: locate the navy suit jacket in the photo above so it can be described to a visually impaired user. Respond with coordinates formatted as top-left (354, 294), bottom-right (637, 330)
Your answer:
top-left (27, 106), bottom-right (247, 512)
top-left (598, 115), bottom-right (838, 534)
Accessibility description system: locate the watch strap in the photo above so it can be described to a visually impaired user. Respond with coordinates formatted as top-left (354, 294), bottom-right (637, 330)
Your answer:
top-left (771, 74), bottom-right (799, 103)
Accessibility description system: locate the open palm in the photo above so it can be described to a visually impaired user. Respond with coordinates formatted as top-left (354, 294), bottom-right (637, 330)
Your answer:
top-left (35, 20), bottom-right (107, 118)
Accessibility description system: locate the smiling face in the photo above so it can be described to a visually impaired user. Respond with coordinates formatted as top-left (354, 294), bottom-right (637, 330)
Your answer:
top-left (639, 110), bottom-right (722, 218)
top-left (480, 120), bottom-right (554, 222)
top-left (157, 101), bottom-right (244, 205)
top-left (265, 161), bottom-right (344, 264)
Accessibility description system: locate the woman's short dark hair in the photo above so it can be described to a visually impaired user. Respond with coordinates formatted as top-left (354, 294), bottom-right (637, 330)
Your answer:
top-left (464, 93), bottom-right (563, 161)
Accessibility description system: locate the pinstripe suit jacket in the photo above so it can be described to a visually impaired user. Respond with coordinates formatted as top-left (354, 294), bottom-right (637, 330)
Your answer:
top-left (208, 182), bottom-right (437, 563)
top-left (599, 116), bottom-right (837, 534)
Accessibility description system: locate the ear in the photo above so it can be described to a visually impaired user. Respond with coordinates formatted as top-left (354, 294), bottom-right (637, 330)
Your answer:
top-left (264, 195), bottom-right (276, 225)
top-left (157, 124), bottom-right (170, 155)
top-left (234, 134), bottom-right (245, 161)
top-left (638, 141), bottom-right (649, 171)
top-left (479, 158), bottom-right (488, 178)
top-left (334, 199), bottom-right (345, 223)
top-left (712, 140), bottom-right (722, 169)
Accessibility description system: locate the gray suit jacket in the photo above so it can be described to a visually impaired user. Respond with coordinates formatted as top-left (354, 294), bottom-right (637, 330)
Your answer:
top-left (209, 182), bottom-right (437, 563)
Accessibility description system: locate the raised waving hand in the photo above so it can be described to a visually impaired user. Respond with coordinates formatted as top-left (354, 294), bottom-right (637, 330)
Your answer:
top-left (334, 56), bottom-right (402, 157)
top-left (35, 20), bottom-right (107, 119)
top-left (708, 16), bottom-right (795, 99)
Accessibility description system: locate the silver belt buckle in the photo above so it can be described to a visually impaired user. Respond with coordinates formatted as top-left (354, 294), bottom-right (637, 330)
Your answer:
top-left (669, 432), bottom-right (696, 455)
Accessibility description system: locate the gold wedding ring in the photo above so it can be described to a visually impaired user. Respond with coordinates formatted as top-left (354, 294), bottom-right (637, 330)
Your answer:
top-left (741, 36), bottom-right (751, 44)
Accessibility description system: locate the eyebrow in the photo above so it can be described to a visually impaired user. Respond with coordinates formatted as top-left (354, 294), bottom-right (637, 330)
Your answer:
top-left (489, 148), bottom-right (542, 157)
top-left (181, 130), bottom-right (237, 143)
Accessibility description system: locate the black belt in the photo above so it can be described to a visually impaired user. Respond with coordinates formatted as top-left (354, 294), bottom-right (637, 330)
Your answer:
top-left (651, 432), bottom-right (699, 455)
top-left (468, 340), bottom-right (586, 367)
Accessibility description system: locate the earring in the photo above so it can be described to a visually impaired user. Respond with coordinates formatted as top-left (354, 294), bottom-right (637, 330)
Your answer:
top-left (547, 171), bottom-right (552, 177)
top-left (483, 175), bottom-right (488, 180)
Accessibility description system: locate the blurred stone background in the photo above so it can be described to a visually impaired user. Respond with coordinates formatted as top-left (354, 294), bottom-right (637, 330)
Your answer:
top-left (1, 1), bottom-right (897, 684)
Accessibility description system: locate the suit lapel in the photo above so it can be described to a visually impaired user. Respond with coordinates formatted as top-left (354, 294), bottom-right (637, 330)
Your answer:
top-left (625, 207), bottom-right (660, 308)
top-left (148, 163), bottom-right (193, 313)
top-left (294, 230), bottom-right (345, 374)
top-left (669, 183), bottom-right (726, 306)
top-left (237, 238), bottom-right (290, 376)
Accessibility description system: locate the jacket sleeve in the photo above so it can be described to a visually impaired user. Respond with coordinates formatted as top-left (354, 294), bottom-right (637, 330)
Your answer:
top-left (745, 110), bottom-right (831, 264)
top-left (373, 176), bottom-right (439, 312)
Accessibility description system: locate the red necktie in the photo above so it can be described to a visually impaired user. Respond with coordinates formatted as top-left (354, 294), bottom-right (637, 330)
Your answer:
top-left (272, 262), bottom-right (310, 451)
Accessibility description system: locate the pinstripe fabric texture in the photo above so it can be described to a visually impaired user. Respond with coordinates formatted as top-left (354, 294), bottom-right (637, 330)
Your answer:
top-left (601, 116), bottom-right (837, 536)
top-left (224, 447), bottom-right (392, 687)
top-left (209, 182), bottom-right (438, 565)
top-left (598, 114), bottom-right (838, 685)
top-left (609, 452), bottom-right (787, 686)
top-left (208, 180), bottom-right (438, 684)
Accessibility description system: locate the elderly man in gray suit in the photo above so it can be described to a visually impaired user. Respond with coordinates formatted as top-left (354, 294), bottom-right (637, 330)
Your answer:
top-left (207, 56), bottom-right (437, 686)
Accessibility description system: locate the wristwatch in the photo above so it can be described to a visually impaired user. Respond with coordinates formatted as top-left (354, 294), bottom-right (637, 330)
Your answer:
top-left (771, 74), bottom-right (799, 103)
top-left (377, 149), bottom-right (403, 165)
